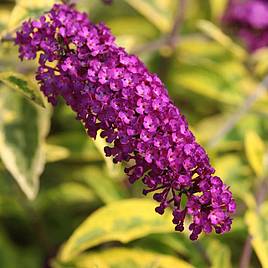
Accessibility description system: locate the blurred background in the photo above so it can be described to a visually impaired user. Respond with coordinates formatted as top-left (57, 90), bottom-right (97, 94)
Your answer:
top-left (0, 0), bottom-right (268, 267)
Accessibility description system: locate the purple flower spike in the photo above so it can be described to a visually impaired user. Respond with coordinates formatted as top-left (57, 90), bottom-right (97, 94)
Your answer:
top-left (15, 3), bottom-right (235, 240)
top-left (223, 0), bottom-right (268, 52)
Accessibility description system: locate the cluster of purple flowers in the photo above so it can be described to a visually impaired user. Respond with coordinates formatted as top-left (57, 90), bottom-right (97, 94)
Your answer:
top-left (15, 3), bottom-right (235, 240)
top-left (223, 0), bottom-right (268, 51)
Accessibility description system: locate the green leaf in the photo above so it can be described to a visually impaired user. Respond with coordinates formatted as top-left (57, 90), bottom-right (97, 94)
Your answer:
top-left (198, 20), bottom-right (247, 60)
top-left (47, 132), bottom-right (103, 162)
top-left (173, 65), bottom-right (244, 106)
top-left (45, 144), bottom-right (70, 163)
top-left (75, 167), bottom-right (126, 204)
top-left (178, 37), bottom-right (228, 60)
top-left (0, 230), bottom-right (18, 268)
top-left (213, 154), bottom-right (255, 208)
top-left (244, 131), bottom-right (265, 177)
top-left (106, 16), bottom-right (158, 52)
top-left (251, 48), bottom-right (268, 76)
top-left (0, 7), bottom-right (11, 32)
top-left (94, 133), bottom-right (123, 178)
top-left (0, 86), bottom-right (50, 199)
top-left (195, 113), bottom-right (230, 143)
top-left (37, 182), bottom-right (96, 210)
top-left (206, 240), bottom-right (232, 268)
top-left (58, 198), bottom-right (174, 262)
top-left (157, 233), bottom-right (207, 267)
top-left (8, 0), bottom-right (56, 29)
top-left (174, 38), bottom-right (268, 115)
top-left (0, 72), bottom-right (45, 108)
top-left (245, 202), bottom-right (268, 268)
top-left (123, 0), bottom-right (173, 32)
top-left (71, 247), bottom-right (193, 268)
top-left (107, 17), bottom-right (158, 39)
top-left (0, 228), bottom-right (41, 268)
top-left (209, 0), bottom-right (228, 20)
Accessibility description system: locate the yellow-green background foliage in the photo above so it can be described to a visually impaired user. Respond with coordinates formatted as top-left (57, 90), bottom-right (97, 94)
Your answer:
top-left (0, 0), bottom-right (268, 267)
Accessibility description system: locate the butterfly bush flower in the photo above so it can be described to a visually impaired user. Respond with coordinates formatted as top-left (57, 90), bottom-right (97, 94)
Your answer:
top-left (15, 3), bottom-right (235, 240)
top-left (223, 0), bottom-right (268, 51)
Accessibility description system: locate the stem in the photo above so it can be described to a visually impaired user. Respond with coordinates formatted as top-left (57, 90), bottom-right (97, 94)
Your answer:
top-left (208, 75), bottom-right (268, 148)
top-left (0, 34), bottom-right (15, 44)
top-left (157, 0), bottom-right (187, 82)
top-left (239, 180), bottom-right (267, 268)
top-left (0, 27), bottom-right (21, 45)
top-left (168, 0), bottom-right (186, 48)
top-left (131, 35), bottom-right (170, 55)
top-left (131, 0), bottom-right (186, 55)
top-left (239, 237), bottom-right (253, 268)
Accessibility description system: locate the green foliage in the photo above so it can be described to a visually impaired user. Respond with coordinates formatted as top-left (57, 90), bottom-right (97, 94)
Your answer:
top-left (246, 202), bottom-right (268, 268)
top-left (8, 0), bottom-right (56, 29)
top-left (123, 0), bottom-right (174, 33)
top-left (75, 167), bottom-right (125, 204)
top-left (67, 248), bottom-right (193, 268)
top-left (245, 131), bottom-right (266, 178)
top-left (59, 199), bottom-right (173, 262)
top-left (0, 72), bottom-right (45, 107)
top-left (209, 0), bottom-right (228, 20)
top-left (197, 20), bottom-right (247, 60)
top-left (0, 0), bottom-right (268, 267)
top-left (0, 86), bottom-right (50, 199)
top-left (206, 240), bottom-right (232, 268)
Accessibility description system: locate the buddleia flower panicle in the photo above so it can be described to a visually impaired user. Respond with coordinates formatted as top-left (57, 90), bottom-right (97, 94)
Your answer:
top-left (223, 0), bottom-right (268, 52)
top-left (15, 3), bottom-right (236, 240)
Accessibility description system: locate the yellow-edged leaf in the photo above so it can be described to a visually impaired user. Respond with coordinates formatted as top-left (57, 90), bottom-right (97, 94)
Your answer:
top-left (37, 182), bottom-right (96, 210)
top-left (94, 133), bottom-right (123, 178)
top-left (245, 131), bottom-right (265, 177)
top-left (0, 86), bottom-right (50, 199)
top-left (0, 72), bottom-right (45, 108)
top-left (198, 20), bottom-right (247, 60)
top-left (75, 167), bottom-right (125, 204)
top-left (107, 17), bottom-right (157, 39)
top-left (213, 154), bottom-right (254, 207)
top-left (8, 0), bottom-right (56, 29)
top-left (0, 7), bottom-right (11, 31)
top-left (72, 248), bottom-right (193, 268)
top-left (209, 0), bottom-right (229, 20)
top-left (45, 144), bottom-right (70, 162)
top-left (206, 240), bottom-right (232, 268)
top-left (124, 0), bottom-right (173, 32)
top-left (245, 202), bottom-right (268, 268)
top-left (251, 48), bottom-right (268, 76)
top-left (47, 132), bottom-right (103, 162)
top-left (174, 67), bottom-right (243, 106)
top-left (58, 198), bottom-right (173, 262)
